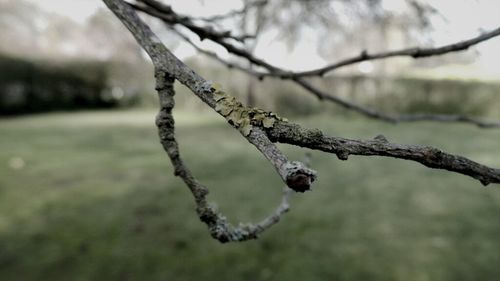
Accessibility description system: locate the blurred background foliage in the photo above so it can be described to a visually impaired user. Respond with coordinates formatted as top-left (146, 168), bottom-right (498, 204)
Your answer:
top-left (2, 53), bottom-right (499, 117)
top-left (1, 0), bottom-right (500, 280)
top-left (0, 0), bottom-right (499, 117)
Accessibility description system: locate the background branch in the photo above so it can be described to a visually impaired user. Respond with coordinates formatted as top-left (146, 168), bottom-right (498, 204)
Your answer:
top-left (259, 26), bottom-right (500, 79)
top-left (141, 1), bottom-right (500, 185)
top-left (134, 0), bottom-right (254, 43)
top-left (136, 0), bottom-right (500, 78)
top-left (192, 0), bottom-right (268, 22)
top-left (134, 2), bottom-right (500, 128)
top-left (104, 0), bottom-right (500, 243)
top-left (172, 27), bottom-right (500, 129)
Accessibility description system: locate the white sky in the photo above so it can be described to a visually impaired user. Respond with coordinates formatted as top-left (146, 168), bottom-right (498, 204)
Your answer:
top-left (28, 0), bottom-right (106, 23)
top-left (26, 0), bottom-right (500, 77)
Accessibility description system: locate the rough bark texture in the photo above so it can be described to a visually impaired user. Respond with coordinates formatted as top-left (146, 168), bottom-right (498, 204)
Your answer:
top-left (267, 122), bottom-right (500, 186)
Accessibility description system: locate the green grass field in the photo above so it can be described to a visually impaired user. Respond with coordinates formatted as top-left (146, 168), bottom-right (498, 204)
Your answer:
top-left (1, 109), bottom-right (499, 281)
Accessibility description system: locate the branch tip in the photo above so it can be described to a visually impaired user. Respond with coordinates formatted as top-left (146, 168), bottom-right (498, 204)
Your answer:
top-left (284, 161), bottom-right (317, 192)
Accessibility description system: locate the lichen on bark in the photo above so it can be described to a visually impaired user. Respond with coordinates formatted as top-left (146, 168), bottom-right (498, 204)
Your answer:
top-left (211, 82), bottom-right (287, 136)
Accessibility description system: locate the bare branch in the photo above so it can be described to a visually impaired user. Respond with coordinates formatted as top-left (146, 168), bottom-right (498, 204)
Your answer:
top-left (106, 0), bottom-right (316, 188)
top-left (135, 0), bottom-right (500, 78)
top-left (170, 27), bottom-right (262, 76)
top-left (293, 77), bottom-right (500, 128)
top-left (173, 28), bottom-right (500, 129)
top-left (153, 69), bottom-right (294, 242)
top-left (396, 113), bottom-right (500, 128)
top-left (104, 0), bottom-right (314, 243)
top-left (266, 122), bottom-right (500, 186)
top-left (107, 0), bottom-right (500, 186)
top-left (133, 1), bottom-right (500, 128)
top-left (133, 0), bottom-right (254, 42)
top-left (132, 0), bottom-right (281, 71)
top-left (104, 0), bottom-right (500, 243)
top-left (135, 1), bottom-right (500, 129)
top-left (265, 27), bottom-right (500, 79)
top-left (192, 0), bottom-right (268, 22)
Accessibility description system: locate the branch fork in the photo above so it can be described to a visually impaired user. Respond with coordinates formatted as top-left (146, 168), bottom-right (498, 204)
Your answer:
top-left (103, 0), bottom-right (500, 243)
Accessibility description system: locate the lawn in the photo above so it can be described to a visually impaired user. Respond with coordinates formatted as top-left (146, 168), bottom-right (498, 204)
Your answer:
top-left (0, 109), bottom-right (499, 281)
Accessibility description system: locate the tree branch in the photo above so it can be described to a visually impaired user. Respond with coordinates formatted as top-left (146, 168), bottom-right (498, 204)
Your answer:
top-left (133, 0), bottom-right (254, 43)
top-left (263, 27), bottom-right (500, 79)
top-left (132, 0), bottom-right (281, 71)
top-left (134, 0), bottom-right (500, 129)
top-left (293, 77), bottom-right (500, 128)
top-left (266, 122), bottom-right (500, 186)
top-left (103, 0), bottom-right (319, 242)
top-left (192, 0), bottom-right (268, 22)
top-left (172, 27), bottom-right (500, 129)
top-left (153, 69), bottom-right (294, 242)
top-left (135, 0), bottom-right (500, 78)
top-left (105, 0), bottom-right (316, 188)
top-left (104, 0), bottom-right (500, 242)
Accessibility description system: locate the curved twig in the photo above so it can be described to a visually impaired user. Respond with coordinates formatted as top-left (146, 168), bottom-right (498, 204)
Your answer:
top-left (154, 69), bottom-right (294, 242)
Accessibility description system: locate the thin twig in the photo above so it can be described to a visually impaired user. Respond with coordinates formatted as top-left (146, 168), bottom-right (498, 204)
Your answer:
top-left (136, 0), bottom-right (500, 129)
top-left (173, 27), bottom-right (500, 129)
top-left (192, 0), bottom-right (268, 22)
top-left (263, 27), bottom-right (500, 79)
top-left (134, 0), bottom-right (254, 42)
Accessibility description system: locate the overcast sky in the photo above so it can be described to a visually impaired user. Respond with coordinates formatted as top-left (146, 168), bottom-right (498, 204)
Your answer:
top-left (25, 0), bottom-right (500, 78)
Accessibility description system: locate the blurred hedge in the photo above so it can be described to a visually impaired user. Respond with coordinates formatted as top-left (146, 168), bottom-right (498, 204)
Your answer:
top-left (178, 58), bottom-right (500, 118)
top-left (0, 54), bottom-right (142, 115)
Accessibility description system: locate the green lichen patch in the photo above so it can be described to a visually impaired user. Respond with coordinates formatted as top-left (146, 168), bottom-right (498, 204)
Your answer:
top-left (211, 83), bottom-right (287, 136)
top-left (262, 117), bottom-right (275, 128)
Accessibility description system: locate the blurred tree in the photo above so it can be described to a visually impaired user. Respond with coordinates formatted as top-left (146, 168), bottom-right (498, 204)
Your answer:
top-left (84, 9), bottom-right (144, 62)
top-left (0, 0), bottom-right (44, 57)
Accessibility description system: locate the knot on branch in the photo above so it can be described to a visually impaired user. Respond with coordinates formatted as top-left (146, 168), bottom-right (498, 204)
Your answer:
top-left (410, 48), bottom-right (423, 58)
top-left (360, 50), bottom-right (368, 59)
top-left (336, 150), bottom-right (349, 160)
top-left (374, 134), bottom-right (389, 143)
top-left (424, 147), bottom-right (444, 163)
top-left (284, 161), bottom-right (317, 192)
